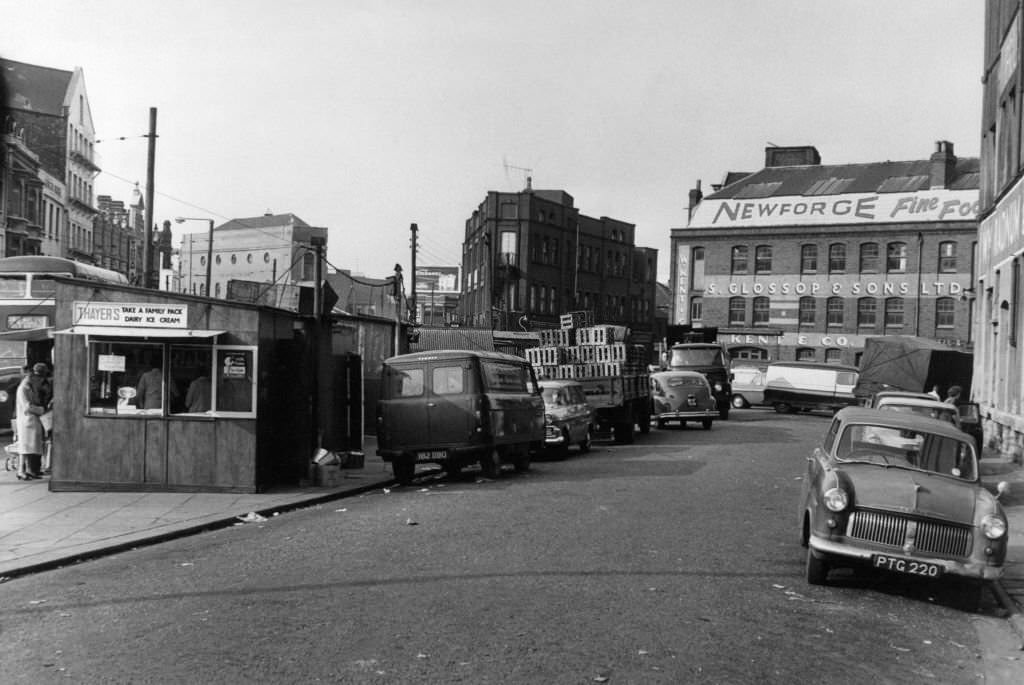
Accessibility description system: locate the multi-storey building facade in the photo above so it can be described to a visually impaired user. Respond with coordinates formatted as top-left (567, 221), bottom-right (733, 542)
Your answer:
top-left (2, 58), bottom-right (100, 261)
top-left (1, 120), bottom-right (44, 255)
top-left (978, 2), bottom-right (1024, 460)
top-left (460, 183), bottom-right (658, 339)
top-left (671, 143), bottom-right (978, 366)
top-left (177, 213), bottom-right (328, 298)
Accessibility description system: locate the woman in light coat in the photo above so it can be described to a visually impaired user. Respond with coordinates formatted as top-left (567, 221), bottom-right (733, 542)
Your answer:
top-left (15, 365), bottom-right (46, 479)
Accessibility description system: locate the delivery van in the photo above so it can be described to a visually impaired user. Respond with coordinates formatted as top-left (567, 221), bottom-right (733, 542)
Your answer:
top-left (762, 361), bottom-right (859, 414)
top-left (376, 350), bottom-right (545, 483)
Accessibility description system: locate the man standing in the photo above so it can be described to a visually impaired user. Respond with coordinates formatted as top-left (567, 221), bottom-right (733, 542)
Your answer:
top-left (15, 364), bottom-right (47, 480)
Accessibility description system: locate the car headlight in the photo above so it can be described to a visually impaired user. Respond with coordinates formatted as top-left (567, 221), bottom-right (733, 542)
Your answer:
top-left (713, 382), bottom-right (723, 392)
top-left (0, 390), bottom-right (7, 403)
top-left (545, 414), bottom-right (554, 424)
top-left (981, 514), bottom-right (1007, 539)
top-left (823, 487), bottom-right (849, 512)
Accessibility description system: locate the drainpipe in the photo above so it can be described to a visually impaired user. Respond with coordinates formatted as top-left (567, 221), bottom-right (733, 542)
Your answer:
top-left (915, 232), bottom-right (924, 335)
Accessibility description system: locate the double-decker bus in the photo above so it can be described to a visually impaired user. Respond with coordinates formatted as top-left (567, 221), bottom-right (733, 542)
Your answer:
top-left (0, 255), bottom-right (129, 370)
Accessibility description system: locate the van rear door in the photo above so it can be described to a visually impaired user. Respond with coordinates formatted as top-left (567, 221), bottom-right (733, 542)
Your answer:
top-left (426, 359), bottom-right (478, 447)
top-left (379, 363), bottom-right (432, 450)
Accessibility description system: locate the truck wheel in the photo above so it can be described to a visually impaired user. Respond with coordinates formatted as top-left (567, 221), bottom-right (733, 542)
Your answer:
top-left (479, 450), bottom-right (501, 478)
top-left (579, 427), bottom-right (592, 453)
top-left (638, 410), bottom-right (651, 434)
top-left (732, 395), bottom-right (747, 409)
top-left (702, 419), bottom-right (713, 430)
top-left (393, 459), bottom-right (415, 485)
top-left (512, 450), bottom-right (531, 472)
top-left (613, 422), bottom-right (635, 444)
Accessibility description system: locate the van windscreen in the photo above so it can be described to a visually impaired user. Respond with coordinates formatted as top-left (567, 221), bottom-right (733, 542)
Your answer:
top-left (670, 348), bottom-right (721, 366)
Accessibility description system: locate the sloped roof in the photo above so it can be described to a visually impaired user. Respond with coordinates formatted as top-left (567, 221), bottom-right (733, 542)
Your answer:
top-left (411, 327), bottom-right (495, 352)
top-left (707, 158), bottom-right (979, 200)
top-left (219, 213), bottom-right (309, 231)
top-left (1, 58), bottom-right (73, 114)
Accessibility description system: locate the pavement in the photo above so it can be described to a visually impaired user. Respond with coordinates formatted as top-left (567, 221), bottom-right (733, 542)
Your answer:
top-left (2, 434), bottom-right (1024, 641)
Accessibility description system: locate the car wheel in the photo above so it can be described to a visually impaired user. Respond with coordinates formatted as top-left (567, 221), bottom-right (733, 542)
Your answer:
top-left (638, 410), bottom-right (651, 434)
top-left (656, 417), bottom-right (667, 429)
top-left (806, 548), bottom-right (829, 585)
top-left (442, 461), bottom-right (462, 477)
top-left (613, 422), bottom-right (635, 444)
top-left (702, 419), bottom-right (712, 430)
top-left (479, 450), bottom-right (501, 478)
top-left (719, 405), bottom-right (730, 420)
top-left (774, 403), bottom-right (792, 414)
top-left (679, 420), bottom-right (687, 428)
top-left (579, 427), bottom-right (592, 453)
top-left (732, 395), bottom-right (747, 409)
top-left (392, 458), bottom-right (415, 485)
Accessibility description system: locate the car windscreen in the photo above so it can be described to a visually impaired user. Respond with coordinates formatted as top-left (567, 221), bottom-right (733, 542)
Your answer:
top-left (542, 387), bottom-right (568, 407)
top-left (666, 376), bottom-right (705, 388)
top-left (877, 403), bottom-right (958, 425)
top-left (835, 424), bottom-right (977, 480)
top-left (669, 348), bottom-right (720, 366)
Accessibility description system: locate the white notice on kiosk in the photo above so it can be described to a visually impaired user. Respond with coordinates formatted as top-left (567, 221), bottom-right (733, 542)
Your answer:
top-left (97, 354), bottom-right (126, 372)
top-left (72, 302), bottom-right (188, 328)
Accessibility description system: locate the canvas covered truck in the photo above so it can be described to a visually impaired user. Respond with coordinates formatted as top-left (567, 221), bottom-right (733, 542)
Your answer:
top-left (853, 335), bottom-right (973, 402)
top-left (526, 314), bottom-right (651, 444)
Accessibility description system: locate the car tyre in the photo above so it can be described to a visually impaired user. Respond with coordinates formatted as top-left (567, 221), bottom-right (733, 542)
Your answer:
top-left (806, 549), bottom-right (829, 585)
top-left (613, 422), bottom-right (635, 444)
top-left (656, 417), bottom-right (667, 429)
top-left (774, 403), bottom-right (793, 414)
top-left (512, 450), bottom-right (531, 473)
top-left (393, 458), bottom-right (415, 485)
top-left (719, 405), bottom-right (730, 420)
top-left (579, 427), bottom-right (592, 453)
top-left (702, 419), bottom-right (713, 430)
top-left (479, 450), bottom-right (501, 478)
top-left (732, 395), bottom-right (747, 409)
top-left (638, 410), bottom-right (651, 434)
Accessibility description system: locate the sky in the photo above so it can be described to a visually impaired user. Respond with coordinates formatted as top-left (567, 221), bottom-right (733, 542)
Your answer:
top-left (1, 1), bottom-right (985, 283)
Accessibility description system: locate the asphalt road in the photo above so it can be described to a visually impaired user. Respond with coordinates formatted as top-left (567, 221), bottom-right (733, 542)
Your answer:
top-left (1, 409), bottom-right (1023, 684)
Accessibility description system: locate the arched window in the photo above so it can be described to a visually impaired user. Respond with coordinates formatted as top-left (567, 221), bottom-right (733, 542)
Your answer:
top-left (938, 242), bottom-right (957, 273)
top-left (884, 297), bottom-right (905, 327)
top-left (214, 282), bottom-right (222, 298)
top-left (886, 242), bottom-right (907, 273)
top-left (829, 243), bottom-right (846, 273)
top-left (935, 297), bottom-right (956, 328)
top-left (753, 296), bottom-right (771, 324)
top-left (857, 297), bottom-right (877, 327)
top-left (827, 297), bottom-right (844, 327)
top-left (860, 243), bottom-right (879, 273)
top-left (729, 297), bottom-right (746, 325)
top-left (798, 296), bottom-right (816, 325)
top-left (801, 245), bottom-right (818, 274)
top-left (755, 245), bottom-right (772, 274)
top-left (731, 246), bottom-right (748, 274)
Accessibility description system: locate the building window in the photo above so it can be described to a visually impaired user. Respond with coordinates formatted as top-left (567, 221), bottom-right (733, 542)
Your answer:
top-left (691, 247), bottom-right (705, 290)
top-left (729, 297), bottom-right (746, 325)
top-left (886, 242), bottom-right (907, 273)
top-left (690, 296), bottom-right (703, 322)
top-left (200, 256), bottom-right (206, 267)
top-left (857, 297), bottom-right (877, 327)
top-left (824, 348), bottom-right (843, 364)
top-left (247, 253), bottom-right (253, 264)
top-left (230, 254), bottom-right (237, 265)
top-left (935, 297), bottom-right (955, 328)
top-left (798, 296), bottom-right (816, 325)
top-left (860, 243), bottom-right (879, 273)
top-left (826, 297), bottom-right (844, 327)
top-left (800, 245), bottom-right (818, 274)
top-left (938, 242), bottom-right (957, 273)
top-left (829, 243), bottom-right (846, 273)
top-left (264, 252), bottom-right (270, 263)
top-left (884, 297), bottom-right (904, 327)
top-left (1012, 258), bottom-right (1020, 347)
top-left (215, 255), bottom-right (222, 265)
top-left (754, 245), bottom-right (772, 274)
top-left (752, 296), bottom-right (770, 325)
top-left (796, 348), bottom-right (816, 361)
top-left (731, 246), bottom-right (748, 274)
top-left (214, 282), bottom-right (222, 298)
top-left (500, 231), bottom-right (518, 267)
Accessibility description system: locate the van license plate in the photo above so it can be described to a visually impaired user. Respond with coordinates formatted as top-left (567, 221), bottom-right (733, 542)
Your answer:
top-left (871, 554), bottom-right (943, 578)
top-left (417, 450), bottom-right (447, 461)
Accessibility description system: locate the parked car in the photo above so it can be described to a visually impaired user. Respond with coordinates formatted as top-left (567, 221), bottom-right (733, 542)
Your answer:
top-left (799, 407), bottom-right (1009, 588)
top-left (730, 365), bottom-right (766, 408)
top-left (873, 395), bottom-right (961, 427)
top-left (863, 389), bottom-right (934, 408)
top-left (539, 379), bottom-right (594, 455)
top-left (666, 342), bottom-right (731, 420)
top-left (376, 350), bottom-right (544, 483)
top-left (0, 365), bottom-right (23, 433)
top-left (650, 370), bottom-right (717, 429)
top-left (763, 361), bottom-right (859, 414)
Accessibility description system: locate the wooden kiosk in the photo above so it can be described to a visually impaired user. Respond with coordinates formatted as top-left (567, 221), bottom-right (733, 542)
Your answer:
top-left (49, 280), bottom-right (319, 493)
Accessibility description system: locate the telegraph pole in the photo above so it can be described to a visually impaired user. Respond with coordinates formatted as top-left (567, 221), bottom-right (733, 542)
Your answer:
top-left (142, 107), bottom-right (157, 288)
top-left (409, 223), bottom-right (418, 323)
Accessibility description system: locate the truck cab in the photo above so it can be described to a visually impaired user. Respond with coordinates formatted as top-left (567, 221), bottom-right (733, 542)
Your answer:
top-left (667, 342), bottom-right (732, 419)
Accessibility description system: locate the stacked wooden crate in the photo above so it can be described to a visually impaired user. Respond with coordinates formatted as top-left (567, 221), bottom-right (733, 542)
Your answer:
top-left (527, 317), bottom-right (646, 381)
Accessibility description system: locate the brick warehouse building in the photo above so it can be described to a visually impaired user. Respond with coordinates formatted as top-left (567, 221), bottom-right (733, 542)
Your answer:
top-left (460, 181), bottom-right (658, 342)
top-left (669, 143), bottom-right (979, 365)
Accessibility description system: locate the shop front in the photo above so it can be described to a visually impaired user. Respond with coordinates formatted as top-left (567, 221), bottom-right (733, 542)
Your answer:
top-left (49, 281), bottom-right (316, 492)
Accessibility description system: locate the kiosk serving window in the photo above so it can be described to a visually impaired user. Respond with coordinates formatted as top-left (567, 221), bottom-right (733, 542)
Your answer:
top-left (87, 341), bottom-right (257, 418)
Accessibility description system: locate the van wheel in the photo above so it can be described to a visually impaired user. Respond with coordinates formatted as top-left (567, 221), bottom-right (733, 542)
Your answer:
top-left (512, 450), bottom-right (531, 472)
top-left (579, 427), bottom-right (592, 453)
top-left (392, 459), bottom-right (415, 485)
top-left (719, 406), bottom-right (730, 420)
top-left (732, 395), bottom-right (747, 409)
top-left (442, 462), bottom-right (462, 477)
top-left (702, 419), bottom-right (712, 430)
top-left (479, 450), bottom-right (501, 478)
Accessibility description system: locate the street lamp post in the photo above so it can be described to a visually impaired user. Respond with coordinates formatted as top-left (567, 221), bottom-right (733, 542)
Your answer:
top-left (175, 217), bottom-right (215, 296)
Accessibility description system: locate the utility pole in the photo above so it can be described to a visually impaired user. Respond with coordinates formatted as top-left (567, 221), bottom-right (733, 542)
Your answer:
top-left (142, 107), bottom-right (157, 288)
top-left (409, 223), bottom-right (418, 324)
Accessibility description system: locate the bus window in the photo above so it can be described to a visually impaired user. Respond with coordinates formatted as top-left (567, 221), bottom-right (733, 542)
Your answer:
top-left (30, 276), bottom-right (57, 297)
top-left (0, 275), bottom-right (26, 298)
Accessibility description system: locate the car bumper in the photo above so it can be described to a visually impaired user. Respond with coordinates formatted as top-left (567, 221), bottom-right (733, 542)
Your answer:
top-left (655, 409), bottom-right (716, 420)
top-left (809, 533), bottom-right (1004, 581)
top-left (544, 425), bottom-right (568, 445)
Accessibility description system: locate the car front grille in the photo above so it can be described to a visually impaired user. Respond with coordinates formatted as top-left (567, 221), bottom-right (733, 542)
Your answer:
top-left (846, 509), bottom-right (972, 557)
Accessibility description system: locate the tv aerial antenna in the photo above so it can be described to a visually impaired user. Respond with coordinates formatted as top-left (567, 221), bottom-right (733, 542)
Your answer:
top-left (502, 156), bottom-right (533, 190)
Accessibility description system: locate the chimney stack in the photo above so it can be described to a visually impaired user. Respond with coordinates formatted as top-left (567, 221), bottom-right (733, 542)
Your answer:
top-left (930, 140), bottom-right (957, 189)
top-left (687, 180), bottom-right (703, 222)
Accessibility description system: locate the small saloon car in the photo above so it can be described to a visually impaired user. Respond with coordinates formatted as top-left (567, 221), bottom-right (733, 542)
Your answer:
top-left (799, 407), bottom-right (1009, 586)
top-left (539, 380), bottom-right (594, 455)
top-left (650, 370), bottom-right (717, 430)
